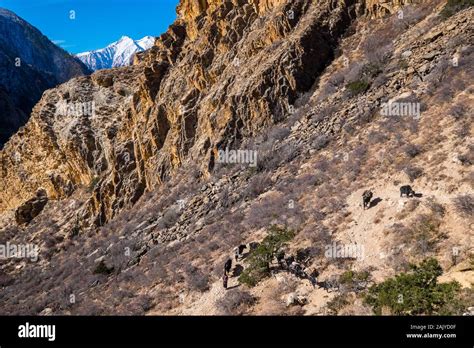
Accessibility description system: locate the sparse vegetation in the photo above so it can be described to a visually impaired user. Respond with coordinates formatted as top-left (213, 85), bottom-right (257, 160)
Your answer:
top-left (452, 194), bottom-right (474, 218)
top-left (216, 289), bottom-right (256, 315)
top-left (243, 172), bottom-right (272, 199)
top-left (425, 198), bottom-right (446, 217)
top-left (403, 144), bottom-right (421, 158)
top-left (404, 165), bottom-right (423, 182)
top-left (408, 213), bottom-right (446, 253)
top-left (339, 270), bottom-right (371, 292)
top-left (346, 79), bottom-right (369, 95)
top-left (184, 265), bottom-right (209, 292)
top-left (440, 0), bottom-right (474, 19)
top-left (327, 293), bottom-right (350, 315)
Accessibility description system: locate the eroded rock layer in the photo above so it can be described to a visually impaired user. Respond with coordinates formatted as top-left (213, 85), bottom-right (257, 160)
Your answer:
top-left (0, 0), bottom-right (426, 224)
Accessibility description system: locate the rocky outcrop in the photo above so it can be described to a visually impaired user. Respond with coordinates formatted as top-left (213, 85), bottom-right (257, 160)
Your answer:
top-left (0, 0), bottom-right (349, 223)
top-left (0, 0), bottom-right (434, 225)
top-left (0, 8), bottom-right (90, 147)
top-left (364, 0), bottom-right (419, 17)
top-left (14, 189), bottom-right (48, 225)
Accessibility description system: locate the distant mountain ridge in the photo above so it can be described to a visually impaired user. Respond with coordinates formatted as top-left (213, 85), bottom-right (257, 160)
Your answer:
top-left (0, 8), bottom-right (90, 147)
top-left (76, 36), bottom-right (155, 71)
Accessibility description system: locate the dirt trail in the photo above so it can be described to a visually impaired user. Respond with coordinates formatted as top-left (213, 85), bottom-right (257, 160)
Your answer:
top-left (341, 169), bottom-right (473, 282)
top-left (178, 281), bottom-right (227, 315)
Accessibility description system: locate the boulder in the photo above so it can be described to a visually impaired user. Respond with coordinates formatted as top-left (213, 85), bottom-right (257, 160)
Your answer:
top-left (15, 189), bottom-right (48, 225)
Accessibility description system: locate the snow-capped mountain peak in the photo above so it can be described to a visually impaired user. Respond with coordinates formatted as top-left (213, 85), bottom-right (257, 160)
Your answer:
top-left (136, 36), bottom-right (155, 50)
top-left (77, 35), bottom-right (155, 71)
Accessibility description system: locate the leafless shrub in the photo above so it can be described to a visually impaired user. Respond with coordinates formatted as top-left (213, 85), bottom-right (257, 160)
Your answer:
top-left (311, 105), bottom-right (336, 124)
top-left (403, 143), bottom-right (422, 158)
top-left (310, 134), bottom-right (330, 150)
top-left (244, 197), bottom-right (282, 228)
top-left (267, 125), bottom-right (291, 142)
top-left (0, 270), bottom-right (13, 287)
top-left (329, 70), bottom-right (345, 87)
top-left (372, 73), bottom-right (389, 88)
top-left (217, 186), bottom-right (234, 209)
top-left (436, 85), bottom-right (455, 103)
top-left (184, 265), bottom-right (209, 292)
top-left (326, 197), bottom-right (348, 215)
top-left (345, 62), bottom-right (365, 82)
top-left (216, 290), bottom-right (256, 315)
top-left (157, 207), bottom-right (180, 229)
top-left (395, 3), bottom-right (434, 29)
top-left (454, 122), bottom-right (470, 139)
top-left (342, 159), bottom-right (362, 181)
top-left (425, 198), bottom-right (446, 217)
top-left (457, 146), bottom-right (474, 166)
top-left (408, 214), bottom-right (446, 254)
top-left (256, 142), bottom-right (298, 173)
top-left (424, 58), bottom-right (450, 90)
top-left (367, 130), bottom-right (388, 145)
top-left (396, 199), bottom-right (421, 219)
top-left (352, 144), bottom-right (368, 160)
top-left (75, 302), bottom-right (105, 315)
top-left (404, 165), bottom-right (423, 182)
top-left (452, 194), bottom-right (474, 218)
top-left (313, 158), bottom-right (330, 172)
top-left (0, 225), bottom-right (20, 244)
top-left (294, 90), bottom-right (313, 108)
top-left (316, 72), bottom-right (344, 101)
top-left (361, 25), bottom-right (394, 65)
top-left (467, 171), bottom-right (474, 189)
top-left (243, 173), bottom-right (271, 199)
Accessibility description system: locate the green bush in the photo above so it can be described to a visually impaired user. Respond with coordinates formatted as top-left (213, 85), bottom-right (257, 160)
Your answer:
top-left (238, 225), bottom-right (295, 287)
top-left (364, 258), bottom-right (462, 315)
top-left (346, 80), bottom-right (369, 95)
top-left (327, 293), bottom-right (350, 315)
top-left (340, 270), bottom-right (371, 291)
top-left (440, 0), bottom-right (474, 19)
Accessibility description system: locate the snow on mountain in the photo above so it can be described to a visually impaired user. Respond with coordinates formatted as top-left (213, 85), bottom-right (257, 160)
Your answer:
top-left (77, 36), bottom-right (155, 71)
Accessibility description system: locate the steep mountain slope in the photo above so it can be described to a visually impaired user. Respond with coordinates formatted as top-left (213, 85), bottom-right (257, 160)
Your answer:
top-left (0, 0), bottom-right (362, 220)
top-left (0, 8), bottom-right (91, 147)
top-left (0, 0), bottom-right (472, 315)
top-left (77, 36), bottom-right (155, 71)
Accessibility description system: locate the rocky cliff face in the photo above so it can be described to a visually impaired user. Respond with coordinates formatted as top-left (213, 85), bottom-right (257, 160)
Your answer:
top-left (1, 0), bottom-right (360, 223)
top-left (0, 9), bottom-right (91, 147)
top-left (0, 0), bottom-right (462, 223)
top-left (1, 0), bottom-right (417, 223)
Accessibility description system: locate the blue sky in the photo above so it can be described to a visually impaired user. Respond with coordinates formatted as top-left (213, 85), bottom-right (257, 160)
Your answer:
top-left (0, 0), bottom-right (179, 53)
